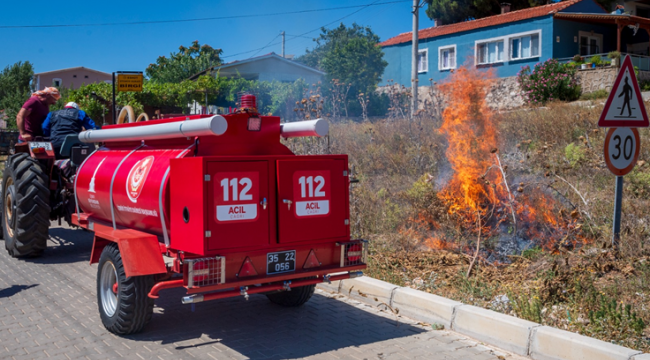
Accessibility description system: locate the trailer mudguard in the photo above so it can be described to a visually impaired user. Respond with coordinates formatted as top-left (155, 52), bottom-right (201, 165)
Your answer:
top-left (90, 229), bottom-right (167, 278)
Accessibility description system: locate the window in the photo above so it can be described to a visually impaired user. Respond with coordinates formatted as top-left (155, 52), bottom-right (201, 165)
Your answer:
top-left (417, 49), bottom-right (428, 73)
top-left (84, 75), bottom-right (89, 79)
top-left (511, 32), bottom-right (540, 60)
top-left (579, 31), bottom-right (602, 56)
top-left (73, 74), bottom-right (77, 78)
top-left (439, 45), bottom-right (456, 70)
top-left (52, 78), bottom-right (62, 87)
top-left (477, 40), bottom-right (504, 65)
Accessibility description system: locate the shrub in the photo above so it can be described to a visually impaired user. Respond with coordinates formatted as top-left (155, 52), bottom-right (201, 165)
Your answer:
top-left (588, 55), bottom-right (603, 66)
top-left (608, 51), bottom-right (621, 60)
top-left (572, 54), bottom-right (583, 63)
top-left (579, 89), bottom-right (609, 100)
top-left (517, 59), bottom-right (581, 105)
top-left (565, 142), bottom-right (586, 167)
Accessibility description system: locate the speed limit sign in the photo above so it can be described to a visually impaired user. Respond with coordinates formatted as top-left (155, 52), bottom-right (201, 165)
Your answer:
top-left (604, 127), bottom-right (640, 176)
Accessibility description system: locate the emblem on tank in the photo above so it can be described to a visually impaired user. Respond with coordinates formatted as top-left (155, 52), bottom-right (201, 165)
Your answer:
top-left (126, 156), bottom-right (154, 203)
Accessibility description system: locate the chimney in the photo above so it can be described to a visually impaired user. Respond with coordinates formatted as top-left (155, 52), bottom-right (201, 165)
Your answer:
top-left (434, 18), bottom-right (442, 26)
top-left (500, 3), bottom-right (511, 13)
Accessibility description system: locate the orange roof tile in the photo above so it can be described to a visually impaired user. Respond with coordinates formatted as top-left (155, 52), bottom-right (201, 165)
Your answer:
top-left (380, 0), bottom-right (584, 47)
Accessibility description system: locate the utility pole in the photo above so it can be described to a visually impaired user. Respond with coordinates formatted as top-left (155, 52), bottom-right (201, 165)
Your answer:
top-left (281, 31), bottom-right (286, 58)
top-left (411, 0), bottom-right (420, 118)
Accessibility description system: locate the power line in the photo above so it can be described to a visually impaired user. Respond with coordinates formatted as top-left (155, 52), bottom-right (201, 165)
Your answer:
top-left (249, 33), bottom-right (281, 59)
top-left (0, 1), bottom-right (410, 29)
top-left (223, 0), bottom-right (384, 59)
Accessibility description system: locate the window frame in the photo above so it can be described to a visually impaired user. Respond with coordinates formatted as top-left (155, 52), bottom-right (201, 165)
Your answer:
top-left (438, 45), bottom-right (457, 71)
top-left (417, 48), bottom-right (429, 73)
top-left (52, 78), bottom-right (62, 87)
top-left (509, 30), bottom-right (542, 60)
top-left (578, 31), bottom-right (603, 56)
top-left (475, 36), bottom-right (506, 65)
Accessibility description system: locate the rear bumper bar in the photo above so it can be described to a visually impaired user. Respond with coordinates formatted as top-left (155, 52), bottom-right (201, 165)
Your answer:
top-left (181, 271), bottom-right (362, 304)
top-left (147, 270), bottom-right (363, 303)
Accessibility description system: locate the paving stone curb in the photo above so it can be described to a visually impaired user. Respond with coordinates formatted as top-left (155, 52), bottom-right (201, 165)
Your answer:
top-left (317, 277), bottom-right (648, 360)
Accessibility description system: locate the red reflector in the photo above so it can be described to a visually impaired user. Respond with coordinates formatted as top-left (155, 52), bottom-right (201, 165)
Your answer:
top-left (193, 261), bottom-right (209, 282)
top-left (32, 147), bottom-right (45, 154)
top-left (238, 257), bottom-right (258, 277)
top-left (303, 249), bottom-right (321, 269)
top-left (248, 116), bottom-right (262, 131)
top-left (347, 244), bottom-right (363, 262)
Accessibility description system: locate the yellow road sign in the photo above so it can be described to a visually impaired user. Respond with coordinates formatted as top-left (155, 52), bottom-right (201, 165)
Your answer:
top-left (117, 73), bottom-right (143, 92)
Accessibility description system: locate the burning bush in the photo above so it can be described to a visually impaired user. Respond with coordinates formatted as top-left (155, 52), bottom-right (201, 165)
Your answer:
top-left (517, 59), bottom-right (581, 105)
top-left (394, 65), bottom-right (593, 263)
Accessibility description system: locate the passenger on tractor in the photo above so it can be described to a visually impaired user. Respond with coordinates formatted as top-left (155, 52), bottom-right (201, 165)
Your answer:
top-left (16, 87), bottom-right (60, 142)
top-left (42, 102), bottom-right (97, 159)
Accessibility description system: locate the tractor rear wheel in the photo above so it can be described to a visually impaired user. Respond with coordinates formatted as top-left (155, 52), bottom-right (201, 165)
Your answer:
top-left (2, 153), bottom-right (50, 258)
top-left (266, 283), bottom-right (316, 307)
top-left (97, 243), bottom-right (154, 335)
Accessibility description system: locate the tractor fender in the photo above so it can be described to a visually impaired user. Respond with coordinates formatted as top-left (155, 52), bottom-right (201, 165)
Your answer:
top-left (90, 233), bottom-right (166, 278)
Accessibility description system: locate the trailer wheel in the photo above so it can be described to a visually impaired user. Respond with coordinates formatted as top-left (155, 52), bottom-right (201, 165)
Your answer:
top-left (97, 243), bottom-right (154, 335)
top-left (266, 283), bottom-right (316, 307)
top-left (3, 153), bottom-right (50, 257)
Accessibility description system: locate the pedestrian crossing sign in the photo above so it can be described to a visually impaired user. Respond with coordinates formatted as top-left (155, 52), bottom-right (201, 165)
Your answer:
top-left (599, 55), bottom-right (649, 127)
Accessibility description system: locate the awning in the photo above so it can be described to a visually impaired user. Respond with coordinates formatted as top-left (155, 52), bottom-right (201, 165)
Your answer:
top-left (553, 12), bottom-right (650, 51)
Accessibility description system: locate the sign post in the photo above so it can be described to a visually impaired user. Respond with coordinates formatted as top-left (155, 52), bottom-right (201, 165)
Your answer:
top-left (111, 71), bottom-right (144, 125)
top-left (603, 127), bottom-right (640, 247)
top-left (599, 55), bottom-right (648, 248)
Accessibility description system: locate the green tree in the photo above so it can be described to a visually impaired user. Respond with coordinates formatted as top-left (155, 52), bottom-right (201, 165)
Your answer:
top-left (424, 0), bottom-right (542, 25)
top-left (146, 41), bottom-right (223, 83)
top-left (296, 23), bottom-right (387, 95)
top-left (0, 61), bottom-right (34, 129)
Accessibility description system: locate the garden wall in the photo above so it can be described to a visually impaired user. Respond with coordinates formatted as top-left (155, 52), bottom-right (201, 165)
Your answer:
top-left (384, 67), bottom-right (621, 112)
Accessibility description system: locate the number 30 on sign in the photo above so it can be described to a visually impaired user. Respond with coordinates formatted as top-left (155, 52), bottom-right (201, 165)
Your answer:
top-left (604, 127), bottom-right (641, 176)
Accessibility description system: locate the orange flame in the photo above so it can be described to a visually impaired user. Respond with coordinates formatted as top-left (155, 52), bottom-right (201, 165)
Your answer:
top-left (438, 66), bottom-right (504, 220)
top-left (410, 65), bottom-right (593, 254)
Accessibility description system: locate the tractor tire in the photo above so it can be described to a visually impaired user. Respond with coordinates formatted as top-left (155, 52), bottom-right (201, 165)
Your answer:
top-left (2, 153), bottom-right (50, 258)
top-left (97, 243), bottom-right (154, 335)
top-left (266, 283), bottom-right (316, 307)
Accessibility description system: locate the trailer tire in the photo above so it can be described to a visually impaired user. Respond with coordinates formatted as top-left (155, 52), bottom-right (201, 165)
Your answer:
top-left (3, 153), bottom-right (50, 258)
top-left (266, 283), bottom-right (316, 307)
top-left (97, 243), bottom-right (154, 335)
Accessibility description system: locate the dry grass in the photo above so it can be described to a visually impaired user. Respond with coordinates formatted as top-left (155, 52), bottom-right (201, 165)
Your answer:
top-left (288, 100), bottom-right (650, 351)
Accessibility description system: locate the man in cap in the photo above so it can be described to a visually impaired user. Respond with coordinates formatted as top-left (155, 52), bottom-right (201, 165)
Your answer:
top-left (17, 87), bottom-right (61, 142)
top-left (42, 102), bottom-right (97, 158)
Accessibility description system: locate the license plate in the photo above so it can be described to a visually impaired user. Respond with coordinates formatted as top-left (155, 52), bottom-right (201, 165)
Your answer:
top-left (267, 250), bottom-right (296, 275)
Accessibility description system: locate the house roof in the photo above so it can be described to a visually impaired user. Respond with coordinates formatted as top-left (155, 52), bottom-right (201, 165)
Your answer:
top-left (380, 0), bottom-right (587, 47)
top-left (34, 66), bottom-right (111, 76)
top-left (188, 52), bottom-right (325, 80)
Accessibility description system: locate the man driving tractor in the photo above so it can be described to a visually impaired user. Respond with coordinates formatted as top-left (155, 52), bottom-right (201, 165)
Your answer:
top-left (16, 87), bottom-right (60, 142)
top-left (42, 101), bottom-right (97, 158)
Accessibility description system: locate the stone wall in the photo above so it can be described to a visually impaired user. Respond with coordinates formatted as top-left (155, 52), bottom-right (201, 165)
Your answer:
top-left (576, 66), bottom-right (617, 93)
top-left (485, 76), bottom-right (524, 111)
top-left (377, 66), bottom-right (621, 112)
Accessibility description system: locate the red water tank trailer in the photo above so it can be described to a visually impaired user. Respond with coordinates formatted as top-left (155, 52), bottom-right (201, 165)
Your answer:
top-left (71, 99), bottom-right (366, 335)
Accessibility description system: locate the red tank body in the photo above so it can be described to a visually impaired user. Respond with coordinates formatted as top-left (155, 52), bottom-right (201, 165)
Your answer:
top-left (75, 147), bottom-right (191, 236)
top-left (71, 103), bottom-right (366, 327)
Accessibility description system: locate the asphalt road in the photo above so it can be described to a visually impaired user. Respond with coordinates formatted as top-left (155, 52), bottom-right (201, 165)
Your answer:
top-left (0, 223), bottom-right (526, 360)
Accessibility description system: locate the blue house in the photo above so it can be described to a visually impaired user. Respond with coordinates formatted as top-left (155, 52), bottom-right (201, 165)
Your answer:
top-left (380, 0), bottom-right (650, 86)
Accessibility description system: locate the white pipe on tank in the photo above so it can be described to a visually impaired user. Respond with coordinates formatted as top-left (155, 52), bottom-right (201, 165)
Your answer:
top-left (280, 119), bottom-right (329, 138)
top-left (78, 115), bottom-right (228, 143)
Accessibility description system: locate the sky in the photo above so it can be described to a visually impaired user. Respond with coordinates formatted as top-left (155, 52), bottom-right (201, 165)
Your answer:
top-left (0, 0), bottom-right (431, 75)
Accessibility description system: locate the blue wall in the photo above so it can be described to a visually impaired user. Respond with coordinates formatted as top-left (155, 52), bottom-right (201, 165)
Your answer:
top-left (381, 15), bottom-right (555, 85)
top-left (553, 19), bottom-right (617, 58)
